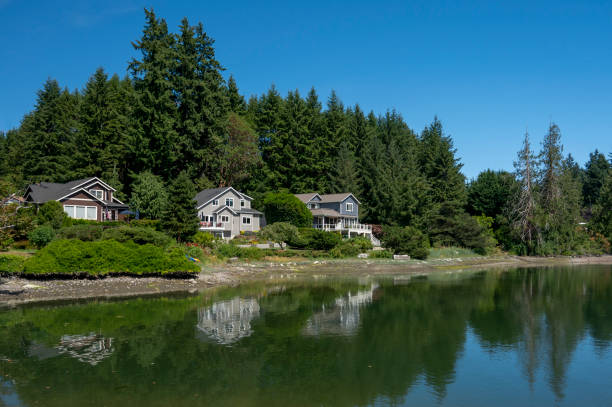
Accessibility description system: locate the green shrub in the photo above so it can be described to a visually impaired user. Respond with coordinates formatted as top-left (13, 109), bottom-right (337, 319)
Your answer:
top-left (70, 219), bottom-right (123, 227)
top-left (262, 191), bottom-right (313, 227)
top-left (184, 245), bottom-right (204, 259)
top-left (291, 229), bottom-right (342, 250)
top-left (28, 225), bottom-right (55, 248)
top-left (381, 226), bottom-right (430, 259)
top-left (37, 201), bottom-right (71, 229)
top-left (57, 224), bottom-right (103, 241)
top-left (192, 231), bottom-right (216, 248)
top-left (329, 237), bottom-right (373, 258)
top-left (23, 239), bottom-right (199, 276)
top-left (349, 236), bottom-right (373, 251)
top-left (130, 219), bottom-right (162, 230)
top-left (101, 226), bottom-right (172, 248)
top-left (215, 244), bottom-right (265, 260)
top-left (0, 255), bottom-right (26, 273)
top-left (259, 222), bottom-right (300, 248)
top-left (368, 249), bottom-right (393, 259)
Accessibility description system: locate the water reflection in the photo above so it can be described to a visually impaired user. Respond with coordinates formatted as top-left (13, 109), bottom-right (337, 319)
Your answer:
top-left (196, 297), bottom-right (260, 344)
top-left (303, 283), bottom-right (378, 336)
top-left (0, 266), bottom-right (611, 406)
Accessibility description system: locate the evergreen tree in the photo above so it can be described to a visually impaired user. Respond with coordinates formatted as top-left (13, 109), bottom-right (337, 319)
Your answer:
top-left (173, 17), bottom-right (228, 181)
top-left (77, 69), bottom-right (131, 194)
top-left (253, 85), bottom-right (284, 189)
top-left (539, 123), bottom-right (563, 216)
top-left (129, 171), bottom-right (168, 219)
top-left (161, 171), bottom-right (199, 242)
top-left (467, 170), bottom-right (517, 218)
top-left (302, 87), bottom-right (329, 192)
top-left (331, 142), bottom-right (360, 195)
top-left (583, 149), bottom-right (611, 206)
top-left (20, 79), bottom-right (80, 182)
top-left (128, 8), bottom-right (178, 179)
top-left (227, 75), bottom-right (247, 115)
top-left (591, 169), bottom-right (612, 240)
top-left (418, 117), bottom-right (467, 209)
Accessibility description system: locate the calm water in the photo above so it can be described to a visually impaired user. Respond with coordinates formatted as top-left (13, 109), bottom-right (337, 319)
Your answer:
top-left (1, 266), bottom-right (612, 407)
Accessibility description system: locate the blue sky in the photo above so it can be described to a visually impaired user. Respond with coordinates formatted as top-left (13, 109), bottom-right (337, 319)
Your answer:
top-left (1, 0), bottom-right (611, 178)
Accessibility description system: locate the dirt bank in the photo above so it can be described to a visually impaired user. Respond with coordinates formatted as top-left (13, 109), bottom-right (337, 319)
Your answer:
top-left (1, 255), bottom-right (611, 307)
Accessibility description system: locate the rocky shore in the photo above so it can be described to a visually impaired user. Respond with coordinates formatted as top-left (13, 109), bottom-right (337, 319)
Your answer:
top-left (1, 255), bottom-right (611, 307)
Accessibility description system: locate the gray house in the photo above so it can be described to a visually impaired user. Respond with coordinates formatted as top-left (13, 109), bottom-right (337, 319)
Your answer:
top-left (295, 192), bottom-right (373, 239)
top-left (195, 187), bottom-right (264, 239)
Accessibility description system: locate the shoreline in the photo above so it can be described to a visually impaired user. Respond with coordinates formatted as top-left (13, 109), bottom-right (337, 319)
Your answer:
top-left (1, 255), bottom-right (611, 307)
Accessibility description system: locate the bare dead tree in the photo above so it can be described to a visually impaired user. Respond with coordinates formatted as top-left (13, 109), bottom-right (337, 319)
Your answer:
top-left (512, 131), bottom-right (540, 249)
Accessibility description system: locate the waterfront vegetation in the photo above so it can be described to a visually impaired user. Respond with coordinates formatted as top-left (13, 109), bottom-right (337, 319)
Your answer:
top-left (0, 267), bottom-right (611, 406)
top-left (0, 9), bottom-right (611, 275)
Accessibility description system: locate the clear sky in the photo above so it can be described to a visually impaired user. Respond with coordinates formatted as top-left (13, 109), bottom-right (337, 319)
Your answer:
top-left (1, 0), bottom-right (611, 178)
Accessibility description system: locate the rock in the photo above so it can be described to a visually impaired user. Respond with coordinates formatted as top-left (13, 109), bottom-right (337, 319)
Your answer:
top-left (393, 254), bottom-right (411, 260)
top-left (357, 253), bottom-right (369, 259)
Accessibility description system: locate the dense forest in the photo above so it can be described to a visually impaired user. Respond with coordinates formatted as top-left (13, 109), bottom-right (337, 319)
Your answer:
top-left (0, 9), bottom-right (610, 255)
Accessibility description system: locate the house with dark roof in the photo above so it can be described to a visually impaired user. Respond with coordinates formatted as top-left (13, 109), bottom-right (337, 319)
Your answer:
top-left (295, 192), bottom-right (373, 239)
top-left (23, 177), bottom-right (129, 221)
top-left (195, 187), bottom-right (265, 239)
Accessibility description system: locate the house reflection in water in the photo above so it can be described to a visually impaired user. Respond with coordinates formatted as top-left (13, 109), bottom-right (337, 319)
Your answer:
top-left (56, 334), bottom-right (114, 366)
top-left (303, 284), bottom-right (378, 337)
top-left (196, 297), bottom-right (260, 345)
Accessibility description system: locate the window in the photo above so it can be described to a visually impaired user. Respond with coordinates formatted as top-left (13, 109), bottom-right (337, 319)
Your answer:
top-left (221, 215), bottom-right (230, 223)
top-left (87, 207), bottom-right (97, 220)
top-left (226, 198), bottom-right (234, 207)
top-left (308, 203), bottom-right (319, 209)
top-left (240, 199), bottom-right (245, 207)
top-left (212, 199), bottom-right (219, 206)
top-left (90, 189), bottom-right (104, 200)
top-left (242, 217), bottom-right (251, 224)
top-left (346, 203), bottom-right (354, 212)
top-left (64, 205), bottom-right (97, 220)
top-left (201, 215), bottom-right (210, 222)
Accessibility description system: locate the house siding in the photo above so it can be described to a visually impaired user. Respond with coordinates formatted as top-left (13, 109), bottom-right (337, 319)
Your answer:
top-left (61, 195), bottom-right (103, 221)
top-left (197, 189), bottom-right (261, 238)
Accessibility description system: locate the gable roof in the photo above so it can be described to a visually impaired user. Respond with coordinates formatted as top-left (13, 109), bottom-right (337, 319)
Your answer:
top-left (295, 192), bottom-right (361, 204)
top-left (295, 193), bottom-right (321, 204)
top-left (195, 187), bottom-right (252, 209)
top-left (24, 177), bottom-right (123, 206)
top-left (318, 193), bottom-right (360, 204)
top-left (213, 205), bottom-right (238, 215)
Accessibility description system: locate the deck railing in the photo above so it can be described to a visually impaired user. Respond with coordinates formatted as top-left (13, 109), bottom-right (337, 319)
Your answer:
top-left (313, 223), bottom-right (372, 232)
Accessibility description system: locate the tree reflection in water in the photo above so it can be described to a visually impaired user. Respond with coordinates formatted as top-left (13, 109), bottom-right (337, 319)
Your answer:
top-left (0, 266), bottom-right (610, 407)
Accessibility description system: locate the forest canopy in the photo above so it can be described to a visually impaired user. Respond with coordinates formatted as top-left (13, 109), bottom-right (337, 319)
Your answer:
top-left (0, 9), bottom-right (610, 255)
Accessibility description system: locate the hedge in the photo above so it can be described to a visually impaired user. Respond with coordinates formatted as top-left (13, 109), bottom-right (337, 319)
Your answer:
top-left (22, 239), bottom-right (199, 276)
top-left (0, 255), bottom-right (26, 274)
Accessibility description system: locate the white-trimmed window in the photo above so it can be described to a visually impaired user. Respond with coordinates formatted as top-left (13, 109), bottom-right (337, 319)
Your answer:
top-left (240, 199), bottom-right (245, 207)
top-left (346, 203), bottom-right (354, 212)
top-left (201, 215), bottom-right (210, 222)
top-left (242, 216), bottom-right (251, 224)
top-left (63, 205), bottom-right (97, 220)
top-left (90, 189), bottom-right (104, 200)
top-left (212, 199), bottom-right (219, 206)
top-left (308, 203), bottom-right (319, 209)
top-left (221, 215), bottom-right (230, 223)
top-left (226, 198), bottom-right (234, 207)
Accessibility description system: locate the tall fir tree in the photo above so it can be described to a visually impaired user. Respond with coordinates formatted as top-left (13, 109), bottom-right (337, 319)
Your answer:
top-left (583, 149), bottom-right (611, 206)
top-left (128, 8), bottom-right (178, 179)
top-left (226, 75), bottom-right (247, 115)
top-left (20, 79), bottom-right (80, 182)
top-left (173, 17), bottom-right (228, 181)
top-left (161, 171), bottom-right (199, 242)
